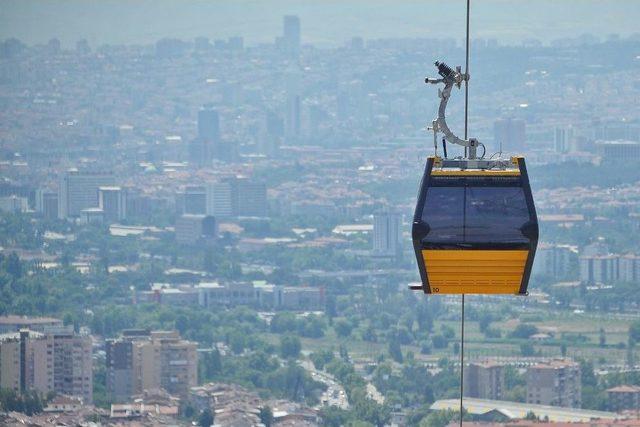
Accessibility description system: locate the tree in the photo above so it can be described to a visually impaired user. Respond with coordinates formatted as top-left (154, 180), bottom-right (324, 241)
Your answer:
top-left (299, 315), bottom-right (326, 338)
top-left (432, 334), bottom-right (447, 349)
top-left (629, 320), bottom-right (640, 343)
top-left (334, 319), bottom-right (353, 337)
top-left (320, 406), bottom-right (351, 427)
top-left (201, 348), bottom-right (222, 378)
top-left (520, 342), bottom-right (535, 357)
top-left (5, 252), bottom-right (22, 279)
top-left (259, 406), bottom-right (273, 427)
top-left (478, 311), bottom-right (492, 333)
top-left (270, 312), bottom-right (298, 333)
top-left (579, 359), bottom-right (597, 388)
top-left (420, 340), bottom-right (432, 355)
top-left (280, 335), bottom-right (301, 359)
top-left (599, 327), bottom-right (606, 347)
top-left (310, 349), bottom-right (334, 370)
top-left (175, 314), bottom-right (189, 334)
top-left (510, 323), bottom-right (538, 339)
top-left (352, 392), bottom-right (391, 427)
top-left (362, 325), bottom-right (377, 342)
top-left (325, 295), bottom-right (337, 322)
top-left (203, 249), bottom-right (216, 273)
top-left (388, 338), bottom-right (403, 363)
top-left (198, 408), bottom-right (214, 427)
top-left (227, 330), bottom-right (246, 354)
top-left (419, 409), bottom-right (458, 427)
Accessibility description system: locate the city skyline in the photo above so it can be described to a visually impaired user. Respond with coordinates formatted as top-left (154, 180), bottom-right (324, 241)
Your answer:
top-left (2, 0), bottom-right (640, 47)
top-left (1, 3), bottom-right (640, 426)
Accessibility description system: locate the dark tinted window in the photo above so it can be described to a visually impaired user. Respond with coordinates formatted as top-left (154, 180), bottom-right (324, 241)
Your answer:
top-left (420, 180), bottom-right (530, 245)
top-left (421, 187), bottom-right (464, 242)
top-left (465, 187), bottom-right (529, 243)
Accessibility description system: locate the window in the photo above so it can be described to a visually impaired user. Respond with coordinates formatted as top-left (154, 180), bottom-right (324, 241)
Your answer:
top-left (421, 187), bottom-right (464, 242)
top-left (421, 177), bottom-right (531, 245)
top-left (465, 187), bottom-right (529, 243)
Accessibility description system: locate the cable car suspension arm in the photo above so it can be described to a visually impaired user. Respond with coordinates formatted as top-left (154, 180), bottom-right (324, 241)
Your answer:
top-left (425, 61), bottom-right (482, 160)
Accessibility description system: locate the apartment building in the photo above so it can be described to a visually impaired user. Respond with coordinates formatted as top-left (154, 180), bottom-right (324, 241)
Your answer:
top-left (527, 359), bottom-right (581, 408)
top-left (464, 362), bottom-right (505, 400)
top-left (106, 330), bottom-right (197, 400)
top-left (0, 326), bottom-right (92, 404)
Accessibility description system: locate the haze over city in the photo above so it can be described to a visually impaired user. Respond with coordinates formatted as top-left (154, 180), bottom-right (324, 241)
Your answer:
top-left (1, 1), bottom-right (640, 426)
top-left (2, 0), bottom-right (640, 46)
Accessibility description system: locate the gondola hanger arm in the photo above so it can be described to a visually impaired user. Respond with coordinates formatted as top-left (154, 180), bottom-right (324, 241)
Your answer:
top-left (425, 61), bottom-right (481, 160)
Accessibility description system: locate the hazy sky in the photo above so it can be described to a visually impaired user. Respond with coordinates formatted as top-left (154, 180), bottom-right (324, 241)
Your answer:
top-left (1, 0), bottom-right (638, 48)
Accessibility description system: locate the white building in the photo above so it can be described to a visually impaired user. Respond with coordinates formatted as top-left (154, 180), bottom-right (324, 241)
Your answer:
top-left (175, 214), bottom-right (216, 245)
top-left (197, 281), bottom-right (323, 310)
top-left (99, 186), bottom-right (126, 222)
top-left (554, 126), bottom-right (575, 154)
top-left (35, 189), bottom-right (58, 219)
top-left (619, 254), bottom-right (640, 283)
top-left (0, 195), bottom-right (28, 213)
top-left (579, 254), bottom-right (619, 284)
top-left (533, 243), bottom-right (578, 279)
top-left (372, 212), bottom-right (402, 258)
top-left (58, 169), bottom-right (114, 218)
top-left (236, 178), bottom-right (267, 217)
top-left (494, 118), bottom-right (526, 152)
top-left (206, 177), bottom-right (267, 218)
top-left (206, 181), bottom-right (234, 218)
top-left (596, 140), bottom-right (640, 162)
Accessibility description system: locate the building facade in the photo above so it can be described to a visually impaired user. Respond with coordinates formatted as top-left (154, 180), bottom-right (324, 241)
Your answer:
top-left (49, 328), bottom-right (93, 404)
top-left (580, 254), bottom-right (619, 284)
top-left (372, 212), bottom-right (402, 258)
top-left (0, 330), bottom-right (52, 395)
top-left (0, 315), bottom-right (63, 334)
top-left (526, 359), bottom-right (581, 408)
top-left (0, 326), bottom-right (92, 404)
top-left (58, 170), bottom-right (114, 218)
top-left (98, 186), bottom-right (127, 222)
top-left (107, 330), bottom-right (197, 400)
top-left (205, 177), bottom-right (267, 218)
top-left (607, 385), bottom-right (640, 413)
top-left (464, 362), bottom-right (504, 400)
top-left (494, 118), bottom-right (526, 152)
top-left (534, 243), bottom-right (578, 279)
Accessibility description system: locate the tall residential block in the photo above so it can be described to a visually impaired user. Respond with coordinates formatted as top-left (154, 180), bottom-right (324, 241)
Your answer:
top-left (0, 325), bottom-right (92, 404)
top-left (106, 330), bottom-right (197, 400)
top-left (205, 177), bottom-right (267, 218)
top-left (58, 169), bottom-right (114, 218)
top-left (0, 330), bottom-right (52, 395)
top-left (526, 359), bottom-right (581, 408)
top-left (607, 385), bottom-right (640, 413)
top-left (35, 189), bottom-right (59, 220)
top-left (463, 362), bottom-right (504, 400)
top-left (98, 186), bottom-right (126, 222)
top-left (106, 329), bottom-right (151, 403)
top-left (494, 118), bottom-right (526, 152)
top-left (49, 327), bottom-right (93, 404)
top-left (579, 254), bottom-right (619, 284)
top-left (533, 243), bottom-right (578, 279)
top-left (372, 212), bottom-right (402, 258)
top-left (282, 15), bottom-right (301, 58)
top-left (190, 106), bottom-right (220, 167)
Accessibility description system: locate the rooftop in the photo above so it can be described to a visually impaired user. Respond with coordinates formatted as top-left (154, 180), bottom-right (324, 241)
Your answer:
top-left (0, 315), bottom-right (61, 325)
top-left (432, 398), bottom-right (617, 423)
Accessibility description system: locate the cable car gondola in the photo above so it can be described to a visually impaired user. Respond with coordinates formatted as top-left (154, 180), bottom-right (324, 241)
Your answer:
top-left (410, 61), bottom-right (538, 295)
top-left (412, 156), bottom-right (538, 294)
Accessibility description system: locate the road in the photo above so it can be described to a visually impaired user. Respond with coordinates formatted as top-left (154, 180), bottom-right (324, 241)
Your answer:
top-left (300, 360), bottom-right (349, 410)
